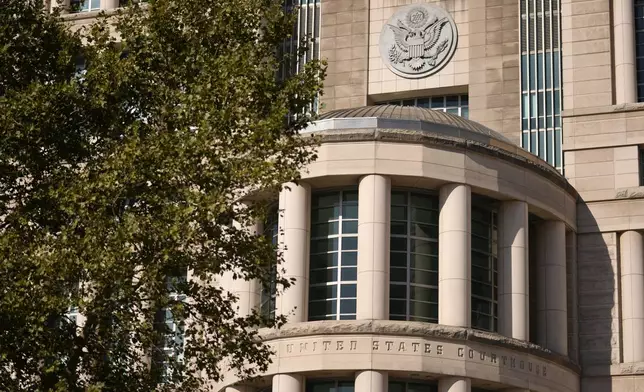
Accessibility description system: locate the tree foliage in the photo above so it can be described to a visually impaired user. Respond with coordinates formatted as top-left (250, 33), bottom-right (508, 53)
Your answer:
top-left (0, 0), bottom-right (324, 390)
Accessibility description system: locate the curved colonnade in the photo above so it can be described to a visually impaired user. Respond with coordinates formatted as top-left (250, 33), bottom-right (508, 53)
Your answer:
top-left (219, 106), bottom-right (579, 392)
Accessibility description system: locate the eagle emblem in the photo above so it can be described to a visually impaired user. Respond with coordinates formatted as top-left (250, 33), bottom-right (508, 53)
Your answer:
top-left (379, 4), bottom-right (458, 78)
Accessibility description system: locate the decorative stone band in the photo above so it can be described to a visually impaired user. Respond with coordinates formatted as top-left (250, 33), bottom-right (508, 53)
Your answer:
top-left (304, 127), bottom-right (578, 202)
top-left (245, 320), bottom-right (580, 392)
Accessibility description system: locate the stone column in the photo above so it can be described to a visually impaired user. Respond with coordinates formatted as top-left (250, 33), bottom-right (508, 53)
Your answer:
top-left (498, 201), bottom-right (529, 341)
top-left (276, 182), bottom-right (311, 323)
top-left (619, 231), bottom-right (644, 362)
top-left (102, 0), bottom-right (120, 10)
top-left (272, 374), bottom-right (303, 392)
top-left (534, 220), bottom-right (568, 355)
top-left (355, 370), bottom-right (387, 392)
top-left (226, 386), bottom-right (256, 392)
top-left (614, 0), bottom-right (637, 104)
top-left (438, 184), bottom-right (471, 328)
top-left (356, 174), bottom-right (390, 320)
top-left (438, 376), bottom-right (471, 392)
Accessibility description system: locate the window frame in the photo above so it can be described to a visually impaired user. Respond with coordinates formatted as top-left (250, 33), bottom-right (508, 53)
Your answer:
top-left (308, 189), bottom-right (358, 321)
top-left (389, 190), bottom-right (440, 324)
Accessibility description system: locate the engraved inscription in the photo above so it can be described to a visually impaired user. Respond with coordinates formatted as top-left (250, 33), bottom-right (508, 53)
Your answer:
top-left (281, 338), bottom-right (549, 378)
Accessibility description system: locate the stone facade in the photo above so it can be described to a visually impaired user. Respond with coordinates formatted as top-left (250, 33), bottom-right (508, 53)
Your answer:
top-left (58, 0), bottom-right (644, 391)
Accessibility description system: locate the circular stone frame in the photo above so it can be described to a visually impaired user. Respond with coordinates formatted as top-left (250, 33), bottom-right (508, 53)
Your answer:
top-left (378, 3), bottom-right (459, 79)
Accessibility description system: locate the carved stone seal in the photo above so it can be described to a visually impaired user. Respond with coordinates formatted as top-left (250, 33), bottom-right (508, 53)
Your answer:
top-left (379, 3), bottom-right (458, 79)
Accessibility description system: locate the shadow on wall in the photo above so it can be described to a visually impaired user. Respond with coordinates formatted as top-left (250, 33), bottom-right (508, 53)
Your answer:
top-left (576, 201), bottom-right (616, 392)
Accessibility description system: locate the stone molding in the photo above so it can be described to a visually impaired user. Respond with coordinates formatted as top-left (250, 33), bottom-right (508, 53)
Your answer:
top-left (562, 103), bottom-right (644, 118)
top-left (258, 320), bottom-right (581, 374)
top-left (303, 128), bottom-right (578, 201)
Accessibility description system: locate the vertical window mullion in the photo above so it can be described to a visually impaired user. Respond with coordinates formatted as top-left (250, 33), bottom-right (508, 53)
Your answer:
top-left (406, 192), bottom-right (412, 321)
top-left (336, 192), bottom-right (343, 319)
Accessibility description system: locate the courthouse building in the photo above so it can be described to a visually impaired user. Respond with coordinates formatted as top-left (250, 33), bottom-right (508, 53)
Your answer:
top-left (56, 0), bottom-right (644, 391)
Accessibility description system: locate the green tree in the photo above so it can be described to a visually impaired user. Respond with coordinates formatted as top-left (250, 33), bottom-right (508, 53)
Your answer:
top-left (0, 0), bottom-right (324, 390)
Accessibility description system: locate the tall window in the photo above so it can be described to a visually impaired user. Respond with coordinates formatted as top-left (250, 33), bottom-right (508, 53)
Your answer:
top-left (306, 381), bottom-right (354, 392)
top-left (471, 205), bottom-right (498, 332)
top-left (279, 0), bottom-right (321, 112)
top-left (308, 191), bottom-right (358, 321)
top-left (155, 270), bottom-right (187, 381)
top-left (71, 0), bottom-right (101, 12)
top-left (389, 191), bottom-right (439, 324)
top-left (389, 381), bottom-right (438, 392)
top-left (636, 0), bottom-right (644, 102)
top-left (520, 0), bottom-right (563, 171)
top-left (260, 212), bottom-right (279, 321)
top-left (377, 95), bottom-right (469, 119)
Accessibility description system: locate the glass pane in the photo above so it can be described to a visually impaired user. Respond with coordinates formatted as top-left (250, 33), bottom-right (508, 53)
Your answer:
top-left (391, 192), bottom-right (407, 205)
top-left (312, 206), bottom-right (339, 223)
top-left (341, 237), bottom-right (358, 251)
top-left (310, 238), bottom-right (338, 253)
top-left (340, 284), bottom-right (357, 298)
top-left (390, 252), bottom-right (407, 267)
top-left (410, 239), bottom-right (437, 255)
top-left (410, 285), bottom-right (438, 302)
top-left (340, 299), bottom-right (357, 314)
top-left (390, 267), bottom-right (407, 282)
top-left (391, 206), bottom-right (407, 221)
top-left (409, 300), bottom-right (438, 320)
top-left (343, 191), bottom-right (358, 203)
top-left (391, 237), bottom-right (408, 251)
top-left (446, 95), bottom-right (459, 107)
top-left (342, 221), bottom-right (358, 234)
top-left (388, 382), bottom-right (405, 392)
top-left (341, 251), bottom-right (357, 266)
top-left (391, 222), bottom-right (407, 235)
top-left (310, 252), bottom-right (338, 268)
top-left (311, 222), bottom-right (339, 237)
top-left (313, 193), bottom-right (339, 208)
top-left (430, 97), bottom-right (445, 108)
top-left (411, 223), bottom-right (437, 238)
top-left (410, 193), bottom-right (436, 209)
top-left (389, 299), bottom-right (407, 317)
top-left (309, 285), bottom-right (337, 301)
top-left (342, 205), bottom-right (358, 219)
top-left (410, 254), bottom-right (438, 271)
top-left (410, 208), bottom-right (437, 224)
top-left (390, 284), bottom-right (406, 299)
top-left (417, 98), bottom-right (430, 108)
top-left (340, 267), bottom-right (357, 281)
top-left (308, 300), bottom-right (336, 318)
top-left (310, 268), bottom-right (337, 284)
top-left (410, 270), bottom-right (438, 287)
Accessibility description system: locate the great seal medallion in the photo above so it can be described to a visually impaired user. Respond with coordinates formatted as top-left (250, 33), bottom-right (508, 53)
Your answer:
top-left (379, 3), bottom-right (458, 79)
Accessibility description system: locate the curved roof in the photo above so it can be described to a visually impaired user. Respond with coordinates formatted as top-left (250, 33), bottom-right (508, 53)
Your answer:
top-left (315, 104), bottom-right (514, 145)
